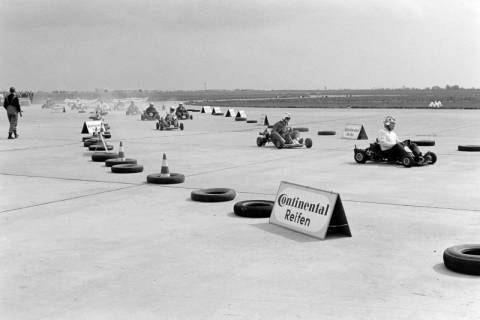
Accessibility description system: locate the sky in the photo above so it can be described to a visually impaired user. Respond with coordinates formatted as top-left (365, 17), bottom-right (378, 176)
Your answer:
top-left (1, 0), bottom-right (479, 91)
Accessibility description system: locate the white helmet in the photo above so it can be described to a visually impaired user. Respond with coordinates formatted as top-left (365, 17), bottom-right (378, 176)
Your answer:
top-left (384, 116), bottom-right (396, 126)
top-left (283, 112), bottom-right (291, 120)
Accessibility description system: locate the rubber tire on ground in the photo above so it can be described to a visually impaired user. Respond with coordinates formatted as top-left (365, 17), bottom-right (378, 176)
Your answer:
top-left (156, 122), bottom-right (160, 130)
top-left (89, 144), bottom-right (113, 151)
top-left (256, 137), bottom-right (266, 147)
top-left (84, 139), bottom-right (100, 147)
top-left (191, 188), bottom-right (236, 202)
top-left (246, 120), bottom-right (258, 123)
top-left (188, 109), bottom-right (200, 112)
top-left (146, 173), bottom-right (185, 184)
top-left (424, 152), bottom-right (437, 165)
top-left (458, 145), bottom-right (480, 152)
top-left (354, 150), bottom-right (367, 163)
top-left (180, 123), bottom-right (184, 130)
top-left (443, 244), bottom-right (480, 275)
top-left (411, 140), bottom-right (435, 146)
top-left (103, 132), bottom-right (111, 139)
top-left (111, 164), bottom-right (144, 173)
top-left (105, 158), bottom-right (137, 167)
top-left (235, 117), bottom-right (247, 121)
top-left (318, 130), bottom-right (336, 135)
top-left (233, 200), bottom-right (274, 218)
top-left (213, 113), bottom-right (224, 116)
top-left (401, 155), bottom-right (413, 168)
top-left (91, 152), bottom-right (120, 162)
top-left (82, 136), bottom-right (96, 142)
top-left (293, 127), bottom-right (309, 132)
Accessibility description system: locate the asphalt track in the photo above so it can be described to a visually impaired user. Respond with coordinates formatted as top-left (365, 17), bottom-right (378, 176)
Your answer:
top-left (1, 104), bottom-right (479, 319)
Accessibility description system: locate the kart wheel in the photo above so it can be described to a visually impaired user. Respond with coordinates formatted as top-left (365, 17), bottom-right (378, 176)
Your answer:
top-left (401, 155), bottom-right (413, 168)
top-left (443, 244), bottom-right (480, 275)
top-left (156, 122), bottom-right (159, 130)
top-left (424, 152), bottom-right (437, 164)
top-left (305, 138), bottom-right (313, 148)
top-left (354, 150), bottom-right (367, 164)
top-left (190, 115), bottom-right (193, 120)
top-left (256, 137), bottom-right (266, 147)
top-left (160, 124), bottom-right (164, 131)
top-left (191, 188), bottom-right (236, 202)
top-left (141, 115), bottom-right (145, 120)
top-left (233, 200), bottom-right (274, 218)
top-left (180, 123), bottom-right (184, 130)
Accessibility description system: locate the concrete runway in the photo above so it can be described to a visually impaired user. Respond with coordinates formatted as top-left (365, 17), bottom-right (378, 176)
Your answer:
top-left (1, 104), bottom-right (479, 319)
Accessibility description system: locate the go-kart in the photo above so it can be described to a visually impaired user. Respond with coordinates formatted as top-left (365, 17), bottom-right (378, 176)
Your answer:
top-left (354, 141), bottom-right (437, 168)
top-left (156, 118), bottom-right (184, 131)
top-left (126, 106), bottom-right (141, 116)
top-left (141, 110), bottom-right (160, 121)
top-left (176, 107), bottom-right (193, 120)
top-left (257, 128), bottom-right (312, 149)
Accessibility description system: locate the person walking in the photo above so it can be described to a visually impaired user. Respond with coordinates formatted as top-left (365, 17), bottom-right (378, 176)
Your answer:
top-left (3, 87), bottom-right (22, 139)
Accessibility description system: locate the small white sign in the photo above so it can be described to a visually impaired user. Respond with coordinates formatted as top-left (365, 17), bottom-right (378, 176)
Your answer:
top-left (225, 109), bottom-right (236, 117)
top-left (212, 106), bottom-right (223, 114)
top-left (258, 114), bottom-right (269, 126)
top-left (342, 124), bottom-right (368, 140)
top-left (81, 120), bottom-right (103, 134)
top-left (236, 110), bottom-right (247, 118)
top-left (201, 106), bottom-right (212, 114)
top-left (269, 181), bottom-right (351, 239)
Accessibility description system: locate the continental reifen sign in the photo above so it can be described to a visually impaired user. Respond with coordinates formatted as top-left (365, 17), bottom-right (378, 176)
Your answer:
top-left (269, 181), bottom-right (351, 239)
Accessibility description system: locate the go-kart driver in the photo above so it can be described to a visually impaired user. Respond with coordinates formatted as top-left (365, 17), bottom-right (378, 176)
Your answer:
top-left (145, 103), bottom-right (158, 117)
top-left (377, 116), bottom-right (424, 163)
top-left (164, 107), bottom-right (179, 126)
top-left (271, 113), bottom-right (301, 144)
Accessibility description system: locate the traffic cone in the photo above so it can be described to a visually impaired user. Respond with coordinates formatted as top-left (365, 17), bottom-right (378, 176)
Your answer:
top-left (160, 153), bottom-right (170, 177)
top-left (118, 141), bottom-right (125, 160)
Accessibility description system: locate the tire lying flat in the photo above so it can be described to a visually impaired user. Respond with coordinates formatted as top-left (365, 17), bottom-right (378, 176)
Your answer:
top-left (246, 120), bottom-right (258, 123)
top-left (443, 244), bottom-right (480, 275)
top-left (91, 152), bottom-right (119, 162)
top-left (88, 144), bottom-right (114, 151)
top-left (458, 145), bottom-right (480, 152)
top-left (111, 164), bottom-right (144, 173)
top-left (233, 200), bottom-right (274, 218)
top-left (146, 173), bottom-right (185, 184)
top-left (105, 158), bottom-right (137, 167)
top-left (235, 117), bottom-right (247, 121)
top-left (318, 130), bottom-right (336, 135)
top-left (191, 188), bottom-right (236, 202)
top-left (411, 140), bottom-right (435, 146)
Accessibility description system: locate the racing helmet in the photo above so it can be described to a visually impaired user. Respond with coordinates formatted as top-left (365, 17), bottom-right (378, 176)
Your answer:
top-left (170, 106), bottom-right (175, 111)
top-left (384, 116), bottom-right (396, 126)
top-left (283, 112), bottom-right (291, 120)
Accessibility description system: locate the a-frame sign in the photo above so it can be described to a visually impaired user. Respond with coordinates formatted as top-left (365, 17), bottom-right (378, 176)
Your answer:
top-left (342, 124), bottom-right (368, 140)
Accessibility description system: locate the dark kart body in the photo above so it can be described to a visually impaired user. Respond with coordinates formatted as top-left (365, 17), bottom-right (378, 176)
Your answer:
top-left (175, 107), bottom-right (193, 120)
top-left (156, 118), bottom-right (184, 131)
top-left (141, 110), bottom-right (160, 121)
top-left (354, 142), bottom-right (437, 168)
top-left (256, 128), bottom-right (312, 149)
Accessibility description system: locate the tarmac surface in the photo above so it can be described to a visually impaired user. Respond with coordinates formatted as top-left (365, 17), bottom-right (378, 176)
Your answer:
top-left (1, 104), bottom-right (480, 319)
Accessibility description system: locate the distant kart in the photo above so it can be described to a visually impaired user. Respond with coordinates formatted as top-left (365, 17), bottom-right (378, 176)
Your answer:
top-left (354, 141), bottom-right (437, 168)
top-left (126, 107), bottom-right (141, 116)
top-left (141, 111), bottom-right (160, 121)
top-left (176, 108), bottom-right (193, 120)
top-left (256, 128), bottom-right (312, 149)
top-left (156, 119), bottom-right (184, 131)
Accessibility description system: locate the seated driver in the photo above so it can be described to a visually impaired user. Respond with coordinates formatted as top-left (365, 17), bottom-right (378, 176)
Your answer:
top-left (145, 103), bottom-right (158, 117)
top-left (127, 101), bottom-right (138, 113)
top-left (271, 113), bottom-right (302, 144)
top-left (176, 104), bottom-right (187, 117)
top-left (164, 107), bottom-right (179, 126)
top-left (377, 116), bottom-right (423, 162)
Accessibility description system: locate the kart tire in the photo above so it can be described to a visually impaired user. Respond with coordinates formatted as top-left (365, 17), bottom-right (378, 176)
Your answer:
top-left (318, 130), bottom-right (336, 135)
top-left (88, 144), bottom-right (113, 151)
top-left (257, 137), bottom-right (267, 147)
top-left (247, 120), bottom-right (258, 123)
top-left (191, 188), bottom-right (236, 202)
top-left (233, 200), bottom-right (274, 218)
top-left (354, 150), bottom-right (367, 164)
top-left (411, 140), bottom-right (435, 146)
top-left (235, 117), bottom-right (247, 121)
top-left (111, 164), bottom-right (144, 173)
top-left (141, 115), bottom-right (145, 120)
top-left (401, 155), bottom-right (413, 168)
top-left (102, 132), bottom-right (111, 139)
top-left (156, 122), bottom-right (160, 130)
top-left (443, 244), bottom-right (480, 275)
top-left (180, 123), bottom-right (184, 130)
top-left (91, 152), bottom-right (119, 162)
top-left (424, 152), bottom-right (437, 164)
top-left (305, 138), bottom-right (313, 148)
top-left (458, 145), bottom-right (480, 152)
top-left (146, 173), bottom-right (185, 184)
top-left (190, 115), bottom-right (193, 120)
top-left (293, 127), bottom-right (309, 132)
top-left (105, 158), bottom-right (137, 167)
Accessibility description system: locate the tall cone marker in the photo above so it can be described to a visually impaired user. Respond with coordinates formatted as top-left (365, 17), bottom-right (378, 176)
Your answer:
top-left (160, 153), bottom-right (170, 177)
top-left (118, 141), bottom-right (125, 160)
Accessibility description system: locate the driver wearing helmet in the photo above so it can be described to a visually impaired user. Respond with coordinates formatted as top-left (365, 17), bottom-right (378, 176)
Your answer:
top-left (145, 103), bottom-right (158, 117)
top-left (164, 106), bottom-right (179, 126)
top-left (377, 116), bottom-right (423, 162)
top-left (271, 113), bottom-right (301, 145)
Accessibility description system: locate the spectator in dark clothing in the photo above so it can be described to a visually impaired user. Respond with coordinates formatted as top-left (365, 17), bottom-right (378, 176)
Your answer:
top-left (3, 87), bottom-right (22, 139)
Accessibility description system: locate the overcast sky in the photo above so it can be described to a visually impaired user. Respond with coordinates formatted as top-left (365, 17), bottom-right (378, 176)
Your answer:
top-left (1, 0), bottom-right (479, 91)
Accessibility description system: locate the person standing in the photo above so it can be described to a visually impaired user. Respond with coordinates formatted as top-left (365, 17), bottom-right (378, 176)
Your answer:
top-left (3, 87), bottom-right (22, 139)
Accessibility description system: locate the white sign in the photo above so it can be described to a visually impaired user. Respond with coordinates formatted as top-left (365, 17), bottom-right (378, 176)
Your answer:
top-left (81, 120), bottom-right (103, 134)
top-left (342, 124), bottom-right (368, 140)
top-left (212, 106), bottom-right (223, 115)
top-left (236, 110), bottom-right (247, 118)
top-left (225, 109), bottom-right (236, 117)
top-left (258, 114), bottom-right (269, 126)
top-left (201, 106), bottom-right (212, 114)
top-left (269, 181), bottom-right (351, 239)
